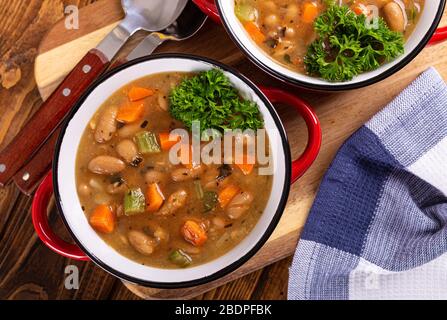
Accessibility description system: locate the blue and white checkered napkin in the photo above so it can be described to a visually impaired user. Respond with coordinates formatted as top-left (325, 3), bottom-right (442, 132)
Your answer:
top-left (288, 68), bottom-right (447, 300)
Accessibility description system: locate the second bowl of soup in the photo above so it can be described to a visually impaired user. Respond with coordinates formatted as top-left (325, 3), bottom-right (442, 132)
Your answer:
top-left (194, 0), bottom-right (446, 90)
top-left (32, 54), bottom-right (321, 288)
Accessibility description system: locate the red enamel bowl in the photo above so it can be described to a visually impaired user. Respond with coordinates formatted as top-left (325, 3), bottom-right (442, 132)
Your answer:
top-left (193, 0), bottom-right (447, 91)
top-left (32, 54), bottom-right (322, 288)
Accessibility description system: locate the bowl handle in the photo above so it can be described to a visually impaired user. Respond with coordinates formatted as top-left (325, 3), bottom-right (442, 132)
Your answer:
top-left (192, 0), bottom-right (221, 23)
top-left (32, 89), bottom-right (320, 258)
top-left (430, 26), bottom-right (447, 45)
top-left (259, 87), bottom-right (322, 184)
top-left (32, 171), bottom-right (89, 261)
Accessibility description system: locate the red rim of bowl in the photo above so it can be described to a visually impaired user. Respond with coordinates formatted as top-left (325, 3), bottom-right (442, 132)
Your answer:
top-left (50, 54), bottom-right (302, 289)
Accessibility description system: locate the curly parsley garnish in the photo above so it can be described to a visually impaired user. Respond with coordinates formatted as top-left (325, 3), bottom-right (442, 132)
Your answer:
top-left (169, 69), bottom-right (264, 133)
top-left (304, 4), bottom-right (404, 82)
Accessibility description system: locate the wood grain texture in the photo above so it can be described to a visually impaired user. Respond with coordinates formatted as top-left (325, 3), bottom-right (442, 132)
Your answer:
top-left (13, 127), bottom-right (61, 195)
top-left (30, 0), bottom-right (318, 299)
top-left (0, 0), bottom-right (446, 300)
top-left (0, 49), bottom-right (110, 187)
top-left (0, 0), bottom-right (291, 300)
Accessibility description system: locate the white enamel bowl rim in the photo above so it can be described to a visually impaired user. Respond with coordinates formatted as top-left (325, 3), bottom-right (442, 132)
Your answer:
top-left (216, 0), bottom-right (446, 91)
top-left (53, 54), bottom-right (292, 288)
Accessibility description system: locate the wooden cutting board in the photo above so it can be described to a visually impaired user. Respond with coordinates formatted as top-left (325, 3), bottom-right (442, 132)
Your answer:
top-left (35, 0), bottom-right (447, 299)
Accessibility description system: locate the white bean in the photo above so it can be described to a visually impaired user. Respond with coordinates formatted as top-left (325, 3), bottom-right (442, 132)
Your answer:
top-left (171, 165), bottom-right (204, 182)
top-left (261, 1), bottom-right (276, 11)
top-left (106, 182), bottom-right (127, 195)
top-left (285, 3), bottom-right (299, 20)
top-left (119, 232), bottom-right (129, 245)
top-left (77, 183), bottom-right (91, 197)
top-left (264, 14), bottom-right (279, 28)
top-left (116, 139), bottom-right (141, 166)
top-left (155, 189), bottom-right (188, 216)
top-left (144, 221), bottom-right (169, 244)
top-left (212, 216), bottom-right (227, 230)
top-left (171, 240), bottom-right (201, 255)
top-left (88, 178), bottom-right (104, 191)
top-left (158, 93), bottom-right (169, 111)
top-left (383, 2), bottom-right (405, 32)
top-left (128, 230), bottom-right (157, 256)
top-left (145, 170), bottom-right (167, 185)
top-left (226, 191), bottom-right (254, 220)
top-left (88, 156), bottom-right (125, 175)
top-left (285, 27), bottom-right (296, 39)
top-left (118, 123), bottom-right (143, 138)
top-left (374, 0), bottom-right (391, 9)
top-left (95, 105), bottom-right (118, 143)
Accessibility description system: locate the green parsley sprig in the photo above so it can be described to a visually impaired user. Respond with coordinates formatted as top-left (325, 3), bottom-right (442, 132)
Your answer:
top-left (305, 4), bottom-right (404, 82)
top-left (169, 69), bottom-right (264, 133)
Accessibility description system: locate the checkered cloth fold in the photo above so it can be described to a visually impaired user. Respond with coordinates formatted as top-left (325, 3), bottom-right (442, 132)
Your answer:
top-left (288, 68), bottom-right (447, 300)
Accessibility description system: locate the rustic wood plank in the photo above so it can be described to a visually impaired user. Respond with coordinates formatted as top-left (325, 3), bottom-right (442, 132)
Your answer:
top-left (122, 232), bottom-right (299, 300)
top-left (1, 0), bottom-right (446, 301)
top-left (31, 0), bottom-right (308, 300)
top-left (0, 0), bottom-right (292, 300)
top-left (0, 0), bottom-right (124, 301)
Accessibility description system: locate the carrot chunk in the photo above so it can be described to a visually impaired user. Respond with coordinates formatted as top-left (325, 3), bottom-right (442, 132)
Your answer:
top-left (243, 21), bottom-right (266, 43)
top-left (159, 132), bottom-right (181, 151)
top-left (351, 4), bottom-right (366, 15)
top-left (181, 220), bottom-right (208, 247)
top-left (218, 185), bottom-right (241, 209)
top-left (146, 183), bottom-right (165, 212)
top-left (235, 154), bottom-right (255, 175)
top-left (117, 101), bottom-right (145, 123)
top-left (89, 205), bottom-right (115, 234)
top-left (302, 2), bottom-right (320, 24)
top-left (128, 87), bottom-right (155, 102)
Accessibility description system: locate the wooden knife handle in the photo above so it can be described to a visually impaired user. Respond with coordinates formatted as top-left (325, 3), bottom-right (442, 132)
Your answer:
top-left (13, 128), bottom-right (61, 195)
top-left (0, 49), bottom-right (110, 187)
top-left (13, 54), bottom-right (124, 195)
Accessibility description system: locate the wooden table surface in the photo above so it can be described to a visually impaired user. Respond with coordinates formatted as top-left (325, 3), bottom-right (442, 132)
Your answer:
top-left (0, 0), bottom-right (290, 300)
top-left (1, 0), bottom-right (446, 300)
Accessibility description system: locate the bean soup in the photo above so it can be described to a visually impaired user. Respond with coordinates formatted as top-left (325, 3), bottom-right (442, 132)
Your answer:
top-left (235, 0), bottom-right (425, 81)
top-left (76, 70), bottom-right (273, 268)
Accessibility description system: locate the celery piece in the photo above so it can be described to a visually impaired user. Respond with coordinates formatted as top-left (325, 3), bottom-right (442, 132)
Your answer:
top-left (194, 180), bottom-right (204, 200)
top-left (169, 249), bottom-right (192, 267)
top-left (124, 188), bottom-right (145, 216)
top-left (235, 3), bottom-right (256, 22)
top-left (135, 131), bottom-right (161, 154)
top-left (203, 191), bottom-right (218, 213)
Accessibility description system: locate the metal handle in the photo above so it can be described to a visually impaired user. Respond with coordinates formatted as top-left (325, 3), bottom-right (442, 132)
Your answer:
top-left (127, 33), bottom-right (166, 61)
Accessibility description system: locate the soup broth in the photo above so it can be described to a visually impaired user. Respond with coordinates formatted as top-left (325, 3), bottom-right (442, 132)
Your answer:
top-left (76, 72), bottom-right (273, 268)
top-left (235, 0), bottom-right (425, 75)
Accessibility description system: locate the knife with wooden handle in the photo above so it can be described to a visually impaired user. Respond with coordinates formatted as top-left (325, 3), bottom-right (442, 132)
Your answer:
top-left (13, 34), bottom-right (166, 195)
top-left (0, 50), bottom-right (111, 187)
top-left (14, 128), bottom-right (62, 194)
top-left (0, 0), bottom-right (189, 188)
top-left (13, 0), bottom-right (203, 195)
top-left (0, 17), bottom-right (136, 187)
